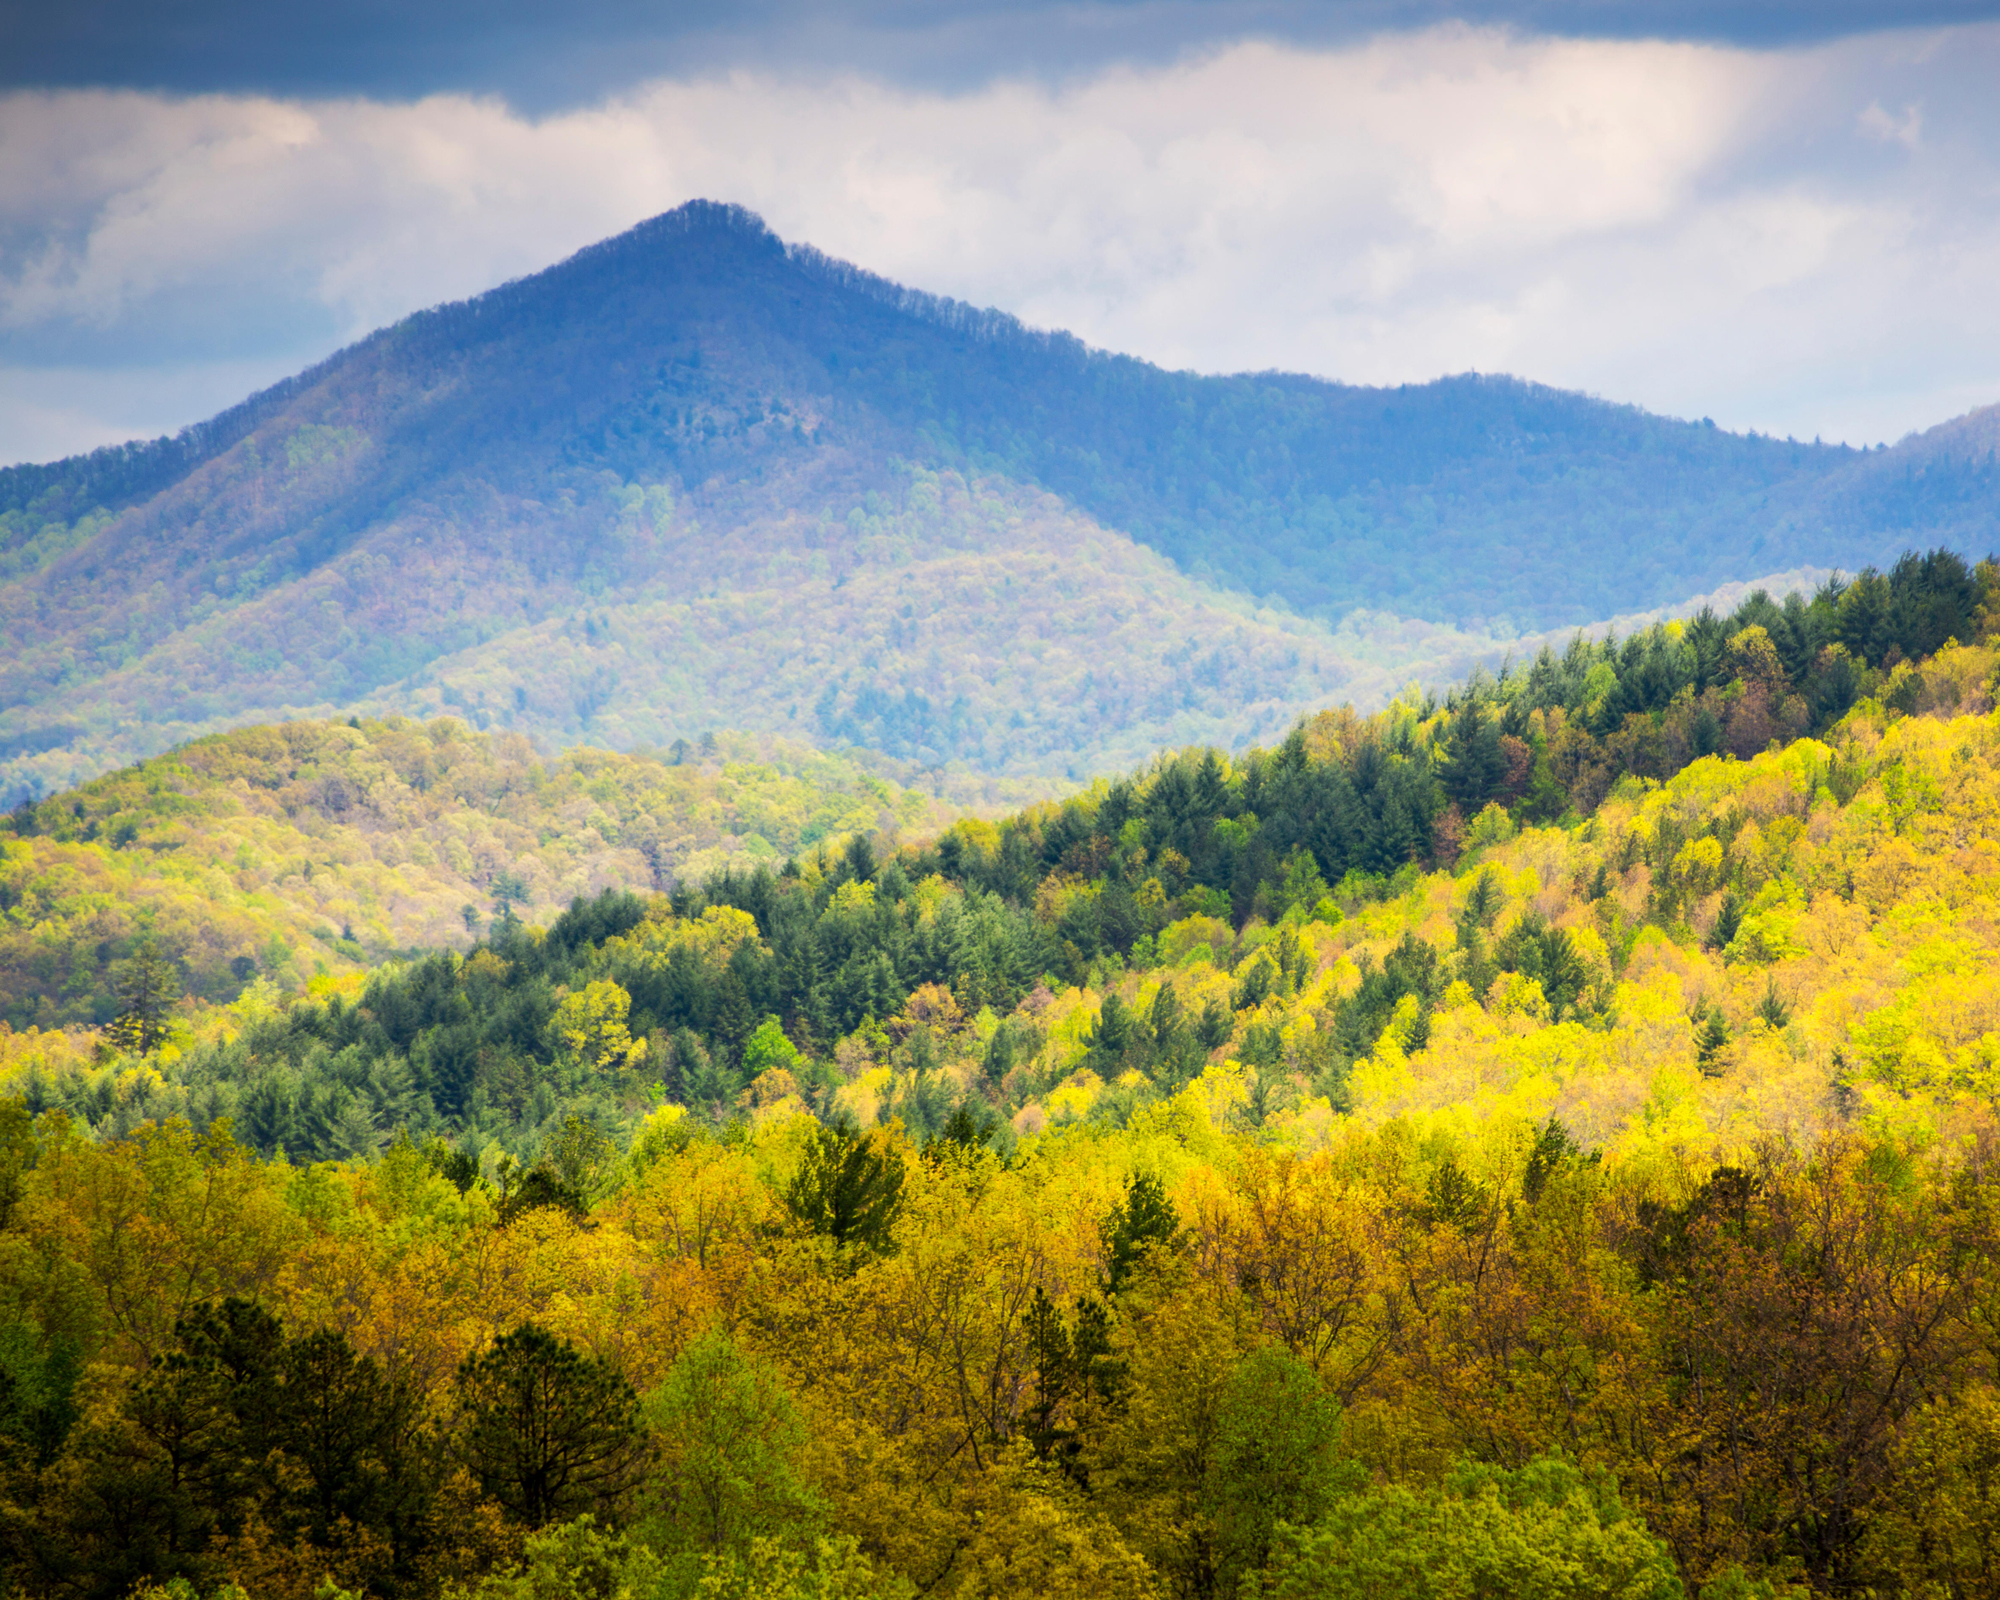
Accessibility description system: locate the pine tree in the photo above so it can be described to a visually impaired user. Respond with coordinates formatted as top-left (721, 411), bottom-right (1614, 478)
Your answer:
top-left (1366, 792), bottom-right (1418, 873)
top-left (456, 1324), bottom-right (641, 1529)
top-left (1695, 1003), bottom-right (1732, 1075)
top-left (784, 1119), bottom-right (906, 1255)
top-left (103, 943), bottom-right (179, 1056)
top-left (1101, 1171), bottom-right (1181, 1295)
top-left (1440, 697), bottom-right (1506, 815)
top-left (1085, 992), bottom-right (1135, 1071)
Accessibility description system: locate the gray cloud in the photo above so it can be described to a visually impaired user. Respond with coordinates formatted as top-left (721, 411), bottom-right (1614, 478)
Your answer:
top-left (5, 0), bottom-right (1999, 108)
top-left (2, 23), bottom-right (1998, 466)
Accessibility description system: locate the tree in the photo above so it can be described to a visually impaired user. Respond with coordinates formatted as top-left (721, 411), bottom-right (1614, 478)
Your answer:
top-left (640, 1329), bottom-right (820, 1574)
top-left (1861, 1388), bottom-right (2000, 1599)
top-left (1629, 1147), bottom-right (1969, 1590)
top-left (1276, 849), bottom-right (1330, 919)
top-left (455, 1324), bottom-right (643, 1529)
top-left (1365, 791), bottom-right (1420, 873)
top-left (928, 1103), bottom-right (998, 1161)
top-left (79, 1351), bottom-right (248, 1595)
top-left (1102, 1171), bottom-right (1180, 1296)
top-left (1522, 1116), bottom-right (1596, 1206)
top-left (542, 1114), bottom-right (617, 1209)
top-left (0, 1319), bottom-right (81, 1472)
top-left (41, 1301), bottom-right (280, 1599)
top-left (547, 980), bottom-right (644, 1073)
top-left (784, 1119), bottom-right (906, 1256)
top-left (1835, 570), bottom-right (1894, 665)
top-left (1264, 1455), bottom-right (1683, 1600)
top-left (1518, 731), bottom-right (1568, 823)
top-left (1024, 1288), bottom-right (1121, 1479)
top-left (1694, 1003), bottom-right (1732, 1075)
top-left (265, 1328), bottom-right (428, 1554)
top-left (1439, 697), bottom-right (1506, 815)
top-left (741, 1016), bottom-right (804, 1081)
top-left (1084, 993), bottom-right (1135, 1073)
top-left (445, 1514), bottom-right (666, 1600)
top-left (66, 1302), bottom-right (438, 1592)
top-left (692, 1534), bottom-right (909, 1600)
top-left (104, 942), bottom-right (179, 1056)
top-left (1208, 1345), bottom-right (1353, 1592)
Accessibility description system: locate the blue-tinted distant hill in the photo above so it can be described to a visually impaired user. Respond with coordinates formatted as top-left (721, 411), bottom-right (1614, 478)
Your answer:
top-left (0, 200), bottom-right (1993, 799)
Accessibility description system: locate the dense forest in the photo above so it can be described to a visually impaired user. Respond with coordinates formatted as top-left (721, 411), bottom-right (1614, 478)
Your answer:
top-left (5, 200), bottom-right (1996, 802)
top-left (0, 546), bottom-right (1995, 1598)
top-left (0, 723), bottom-right (982, 1034)
top-left (368, 467), bottom-right (1420, 780)
top-left (9, 546), bottom-right (1979, 1156)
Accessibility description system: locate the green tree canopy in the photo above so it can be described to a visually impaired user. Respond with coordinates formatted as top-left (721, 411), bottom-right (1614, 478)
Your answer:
top-left (455, 1324), bottom-right (642, 1530)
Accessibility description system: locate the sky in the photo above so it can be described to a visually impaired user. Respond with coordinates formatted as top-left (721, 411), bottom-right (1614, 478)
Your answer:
top-left (3, 0), bottom-right (1999, 468)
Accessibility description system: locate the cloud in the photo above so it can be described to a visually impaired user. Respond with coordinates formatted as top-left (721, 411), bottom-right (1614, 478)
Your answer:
top-left (0, 357), bottom-right (302, 465)
top-left (9, 0), bottom-right (2000, 109)
top-left (1859, 99), bottom-right (1923, 147)
top-left (2, 22), bottom-right (1999, 465)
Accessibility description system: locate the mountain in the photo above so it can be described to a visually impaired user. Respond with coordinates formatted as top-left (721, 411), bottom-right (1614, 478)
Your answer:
top-left (2, 199), bottom-right (1995, 803)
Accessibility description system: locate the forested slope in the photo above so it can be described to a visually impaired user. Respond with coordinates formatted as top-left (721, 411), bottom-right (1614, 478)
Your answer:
top-left (0, 719), bottom-right (973, 1034)
top-left (3, 201), bottom-right (1994, 801)
top-left (10, 546), bottom-right (1987, 1152)
top-left (0, 551), bottom-right (1997, 1600)
top-left (356, 467), bottom-right (1531, 778)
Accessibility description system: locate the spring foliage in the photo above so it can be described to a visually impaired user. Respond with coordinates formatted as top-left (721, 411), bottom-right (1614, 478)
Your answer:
top-left (6, 545), bottom-right (2000, 1597)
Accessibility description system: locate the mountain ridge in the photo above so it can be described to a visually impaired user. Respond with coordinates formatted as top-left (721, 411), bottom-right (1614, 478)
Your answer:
top-left (0, 199), bottom-right (1994, 804)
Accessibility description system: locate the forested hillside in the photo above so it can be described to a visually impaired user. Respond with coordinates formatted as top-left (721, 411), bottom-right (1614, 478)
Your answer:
top-left (358, 467), bottom-right (1534, 780)
top-left (3, 200), bottom-right (1994, 801)
top-left (0, 549), bottom-right (1995, 1600)
top-left (0, 720), bottom-right (976, 1035)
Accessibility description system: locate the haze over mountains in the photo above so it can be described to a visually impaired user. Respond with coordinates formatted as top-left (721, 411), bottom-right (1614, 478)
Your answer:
top-left (1, 199), bottom-right (1995, 803)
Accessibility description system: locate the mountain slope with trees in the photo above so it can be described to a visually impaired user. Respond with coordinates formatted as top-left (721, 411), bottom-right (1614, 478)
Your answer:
top-left (0, 719), bottom-right (978, 1036)
top-left (2, 201), bottom-right (1994, 802)
top-left (12, 544), bottom-right (1989, 1157)
top-left (0, 550), bottom-right (1998, 1600)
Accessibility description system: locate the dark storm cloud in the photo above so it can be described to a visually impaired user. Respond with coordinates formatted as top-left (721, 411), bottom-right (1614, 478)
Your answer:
top-left (5, 0), bottom-right (1999, 108)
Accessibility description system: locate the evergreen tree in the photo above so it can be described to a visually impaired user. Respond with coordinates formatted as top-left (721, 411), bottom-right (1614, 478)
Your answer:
top-left (103, 943), bottom-right (179, 1056)
top-left (1101, 1171), bottom-right (1181, 1295)
top-left (1024, 1287), bottom-right (1120, 1481)
top-left (456, 1324), bottom-right (641, 1529)
top-left (267, 1329), bottom-right (430, 1559)
top-left (784, 1119), bottom-right (906, 1255)
top-left (1084, 992), bottom-right (1135, 1072)
top-left (1366, 792), bottom-right (1419, 873)
top-left (1439, 697), bottom-right (1506, 815)
top-left (1694, 1003), bottom-right (1732, 1075)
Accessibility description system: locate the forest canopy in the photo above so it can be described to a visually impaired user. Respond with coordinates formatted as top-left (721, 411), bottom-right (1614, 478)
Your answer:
top-left (0, 544), bottom-right (1996, 1599)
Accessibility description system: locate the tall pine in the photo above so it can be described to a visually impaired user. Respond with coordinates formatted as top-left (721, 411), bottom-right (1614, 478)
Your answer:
top-left (104, 943), bottom-right (178, 1056)
top-left (1440, 697), bottom-right (1506, 815)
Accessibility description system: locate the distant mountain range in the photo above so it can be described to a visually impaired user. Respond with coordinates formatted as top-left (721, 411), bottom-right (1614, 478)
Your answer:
top-left (2, 199), bottom-right (1995, 802)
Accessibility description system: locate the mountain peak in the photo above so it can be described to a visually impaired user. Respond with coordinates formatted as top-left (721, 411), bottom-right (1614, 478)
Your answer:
top-left (0, 207), bottom-right (1993, 804)
top-left (558, 197), bottom-right (784, 277)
